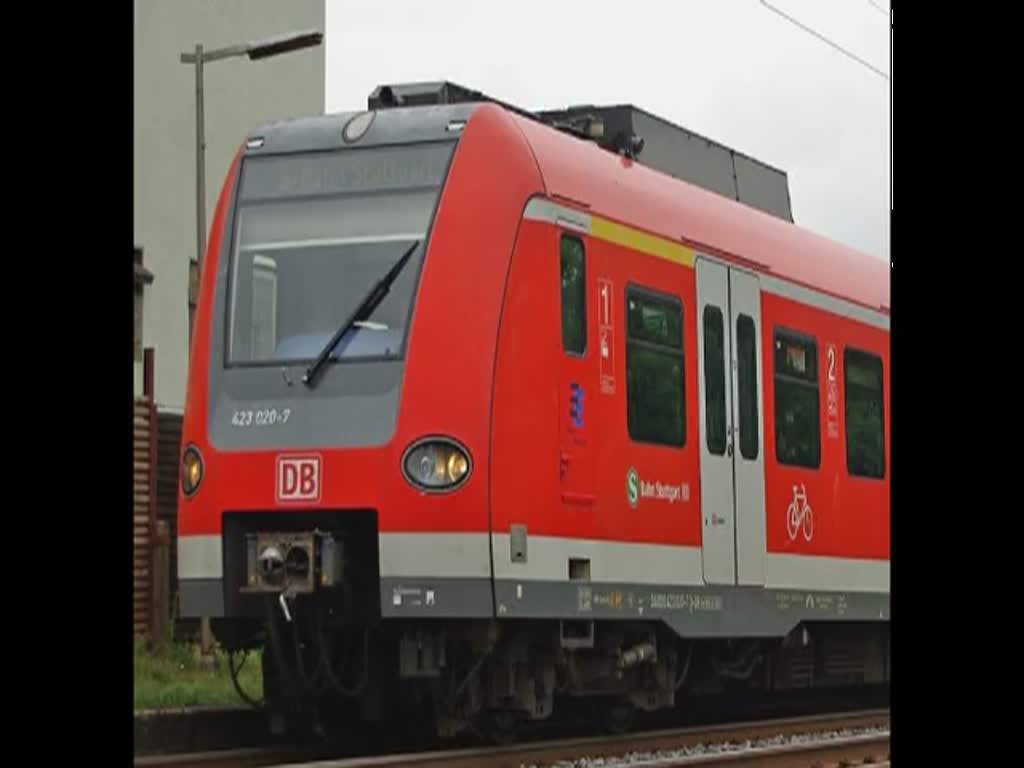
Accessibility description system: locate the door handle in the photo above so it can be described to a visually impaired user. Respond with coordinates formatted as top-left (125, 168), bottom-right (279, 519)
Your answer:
top-left (560, 452), bottom-right (570, 479)
top-left (727, 443), bottom-right (734, 458)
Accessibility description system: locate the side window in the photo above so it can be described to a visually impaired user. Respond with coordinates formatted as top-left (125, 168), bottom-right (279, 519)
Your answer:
top-left (736, 314), bottom-right (759, 460)
top-left (560, 234), bottom-right (586, 355)
top-left (626, 286), bottom-right (685, 446)
top-left (702, 306), bottom-right (727, 455)
top-left (844, 348), bottom-right (885, 479)
top-left (251, 255), bottom-right (278, 360)
top-left (773, 328), bottom-right (820, 468)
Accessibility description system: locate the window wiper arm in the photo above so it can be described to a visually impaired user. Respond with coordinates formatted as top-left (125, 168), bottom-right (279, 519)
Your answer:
top-left (302, 239), bottom-right (420, 389)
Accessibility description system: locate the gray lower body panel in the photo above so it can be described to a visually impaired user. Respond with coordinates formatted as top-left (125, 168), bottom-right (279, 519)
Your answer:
top-left (379, 577), bottom-right (494, 618)
top-left (179, 578), bottom-right (225, 618)
top-left (195, 573), bottom-right (888, 640)
top-left (493, 579), bottom-right (889, 638)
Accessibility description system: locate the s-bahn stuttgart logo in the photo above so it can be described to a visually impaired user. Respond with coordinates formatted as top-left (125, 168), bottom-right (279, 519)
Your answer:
top-left (626, 467), bottom-right (640, 508)
top-left (276, 454), bottom-right (322, 503)
top-left (626, 467), bottom-right (689, 509)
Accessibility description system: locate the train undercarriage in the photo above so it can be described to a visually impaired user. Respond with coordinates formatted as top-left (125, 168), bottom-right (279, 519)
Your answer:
top-left (216, 605), bottom-right (889, 742)
top-left (210, 517), bottom-right (888, 741)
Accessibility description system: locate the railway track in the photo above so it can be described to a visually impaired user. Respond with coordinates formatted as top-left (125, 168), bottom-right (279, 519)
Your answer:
top-left (134, 708), bottom-right (888, 768)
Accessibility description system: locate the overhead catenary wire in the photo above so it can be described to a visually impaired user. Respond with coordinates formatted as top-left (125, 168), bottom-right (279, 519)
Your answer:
top-left (866, 0), bottom-right (890, 17)
top-left (759, 1), bottom-right (890, 81)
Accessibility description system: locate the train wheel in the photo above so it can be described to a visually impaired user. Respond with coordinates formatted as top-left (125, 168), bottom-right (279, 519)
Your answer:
top-left (313, 699), bottom-right (361, 745)
top-left (600, 698), bottom-right (635, 735)
top-left (485, 709), bottom-right (519, 746)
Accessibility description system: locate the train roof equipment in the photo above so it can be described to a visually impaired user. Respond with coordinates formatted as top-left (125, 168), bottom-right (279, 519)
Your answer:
top-left (367, 80), bottom-right (793, 223)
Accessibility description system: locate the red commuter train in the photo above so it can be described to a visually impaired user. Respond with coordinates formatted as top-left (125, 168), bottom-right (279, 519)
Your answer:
top-left (177, 83), bottom-right (889, 738)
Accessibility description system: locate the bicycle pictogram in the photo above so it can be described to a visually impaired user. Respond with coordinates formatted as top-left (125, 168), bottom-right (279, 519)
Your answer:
top-left (786, 483), bottom-right (813, 542)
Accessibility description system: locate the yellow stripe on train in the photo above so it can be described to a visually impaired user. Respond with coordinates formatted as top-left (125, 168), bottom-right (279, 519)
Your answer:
top-left (590, 215), bottom-right (695, 268)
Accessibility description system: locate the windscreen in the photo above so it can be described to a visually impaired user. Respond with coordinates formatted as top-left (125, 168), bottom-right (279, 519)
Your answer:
top-left (227, 141), bottom-right (455, 366)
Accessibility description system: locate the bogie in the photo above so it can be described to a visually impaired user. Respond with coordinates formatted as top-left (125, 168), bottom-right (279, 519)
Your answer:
top-left (242, 614), bottom-right (889, 740)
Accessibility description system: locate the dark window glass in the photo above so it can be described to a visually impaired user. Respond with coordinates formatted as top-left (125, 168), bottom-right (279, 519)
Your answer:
top-left (560, 235), bottom-right (586, 355)
top-left (845, 348), bottom-right (885, 479)
top-left (773, 328), bottom-right (820, 468)
top-left (627, 287), bottom-right (685, 446)
top-left (736, 314), bottom-right (759, 460)
top-left (702, 306), bottom-right (726, 455)
top-left (627, 291), bottom-right (683, 347)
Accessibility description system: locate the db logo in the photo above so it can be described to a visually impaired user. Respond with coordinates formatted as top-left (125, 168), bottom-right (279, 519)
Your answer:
top-left (276, 454), bottom-right (321, 503)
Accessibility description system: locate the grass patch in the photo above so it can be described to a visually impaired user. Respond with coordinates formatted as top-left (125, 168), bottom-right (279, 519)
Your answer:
top-left (134, 638), bottom-right (263, 711)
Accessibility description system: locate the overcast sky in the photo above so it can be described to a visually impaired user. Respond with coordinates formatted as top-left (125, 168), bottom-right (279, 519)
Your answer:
top-left (325, 0), bottom-right (890, 262)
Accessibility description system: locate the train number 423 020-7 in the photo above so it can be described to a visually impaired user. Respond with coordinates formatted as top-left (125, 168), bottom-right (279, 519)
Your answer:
top-left (231, 408), bottom-right (292, 428)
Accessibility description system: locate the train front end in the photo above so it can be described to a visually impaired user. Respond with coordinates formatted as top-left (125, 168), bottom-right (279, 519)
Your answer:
top-left (175, 101), bottom-right (545, 729)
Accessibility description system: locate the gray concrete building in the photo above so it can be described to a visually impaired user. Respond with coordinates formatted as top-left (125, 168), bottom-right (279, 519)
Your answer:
top-left (134, 0), bottom-right (326, 410)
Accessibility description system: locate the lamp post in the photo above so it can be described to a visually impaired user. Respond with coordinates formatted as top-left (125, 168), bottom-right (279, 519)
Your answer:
top-left (178, 30), bottom-right (322, 655)
top-left (180, 30), bottom-right (323, 350)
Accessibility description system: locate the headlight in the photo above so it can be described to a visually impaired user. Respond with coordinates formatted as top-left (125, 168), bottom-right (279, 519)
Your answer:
top-left (181, 445), bottom-right (203, 497)
top-left (401, 437), bottom-right (472, 492)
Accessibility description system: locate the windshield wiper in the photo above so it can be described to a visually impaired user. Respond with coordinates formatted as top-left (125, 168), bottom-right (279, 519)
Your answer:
top-left (302, 239), bottom-right (420, 388)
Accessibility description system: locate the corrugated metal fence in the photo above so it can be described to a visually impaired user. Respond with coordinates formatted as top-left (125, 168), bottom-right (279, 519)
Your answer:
top-left (135, 396), bottom-right (186, 643)
top-left (133, 396), bottom-right (157, 637)
top-left (157, 411), bottom-right (185, 627)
